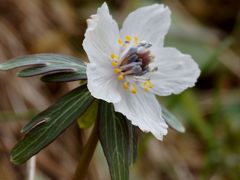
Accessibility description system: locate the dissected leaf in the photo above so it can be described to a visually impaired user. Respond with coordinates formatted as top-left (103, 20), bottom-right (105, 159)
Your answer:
top-left (11, 85), bottom-right (94, 165)
top-left (77, 100), bottom-right (98, 129)
top-left (98, 101), bottom-right (138, 180)
top-left (0, 53), bottom-right (87, 82)
top-left (162, 106), bottom-right (185, 133)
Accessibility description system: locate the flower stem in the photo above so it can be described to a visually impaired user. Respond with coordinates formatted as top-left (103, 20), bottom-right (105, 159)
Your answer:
top-left (72, 122), bottom-right (98, 180)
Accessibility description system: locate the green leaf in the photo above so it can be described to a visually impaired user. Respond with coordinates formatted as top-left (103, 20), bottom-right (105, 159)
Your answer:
top-left (162, 106), bottom-right (185, 133)
top-left (41, 72), bottom-right (87, 82)
top-left (98, 101), bottom-right (138, 180)
top-left (0, 53), bottom-right (87, 81)
top-left (127, 122), bottom-right (138, 165)
top-left (77, 100), bottom-right (98, 129)
top-left (10, 85), bottom-right (94, 165)
top-left (17, 66), bottom-right (75, 77)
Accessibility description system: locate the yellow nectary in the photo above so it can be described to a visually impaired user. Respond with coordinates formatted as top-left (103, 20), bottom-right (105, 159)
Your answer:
top-left (110, 36), bottom-right (155, 94)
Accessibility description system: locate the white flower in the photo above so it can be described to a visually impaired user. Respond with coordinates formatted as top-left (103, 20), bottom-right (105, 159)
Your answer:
top-left (83, 3), bottom-right (200, 140)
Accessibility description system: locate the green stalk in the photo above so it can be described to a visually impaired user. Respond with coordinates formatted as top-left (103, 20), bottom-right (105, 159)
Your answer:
top-left (72, 121), bottom-right (98, 180)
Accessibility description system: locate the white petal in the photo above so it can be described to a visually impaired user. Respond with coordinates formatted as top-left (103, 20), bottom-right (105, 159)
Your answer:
top-left (87, 62), bottom-right (121, 103)
top-left (147, 47), bottom-right (200, 96)
top-left (83, 3), bottom-right (120, 65)
top-left (120, 4), bottom-right (171, 47)
top-left (114, 89), bottom-right (168, 140)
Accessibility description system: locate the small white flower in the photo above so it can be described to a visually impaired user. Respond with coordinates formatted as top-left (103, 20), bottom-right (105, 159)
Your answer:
top-left (83, 2), bottom-right (200, 140)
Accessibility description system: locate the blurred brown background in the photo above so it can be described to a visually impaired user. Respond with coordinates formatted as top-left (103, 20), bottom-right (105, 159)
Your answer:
top-left (0, 0), bottom-right (240, 179)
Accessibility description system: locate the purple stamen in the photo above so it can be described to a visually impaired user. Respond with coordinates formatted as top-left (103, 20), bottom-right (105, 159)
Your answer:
top-left (128, 54), bottom-right (139, 63)
top-left (120, 61), bottom-right (142, 71)
top-left (124, 65), bottom-right (142, 75)
top-left (119, 40), bottom-right (154, 76)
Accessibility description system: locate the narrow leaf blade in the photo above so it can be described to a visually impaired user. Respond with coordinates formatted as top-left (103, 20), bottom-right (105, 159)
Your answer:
top-left (127, 122), bottom-right (138, 165)
top-left (0, 53), bottom-right (87, 82)
top-left (11, 85), bottom-right (94, 165)
top-left (98, 101), bottom-right (138, 180)
top-left (0, 53), bottom-right (85, 71)
top-left (17, 66), bottom-right (76, 77)
top-left (41, 72), bottom-right (87, 82)
top-left (162, 106), bottom-right (185, 133)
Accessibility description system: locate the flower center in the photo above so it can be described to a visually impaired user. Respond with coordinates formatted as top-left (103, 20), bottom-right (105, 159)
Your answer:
top-left (110, 36), bottom-right (155, 94)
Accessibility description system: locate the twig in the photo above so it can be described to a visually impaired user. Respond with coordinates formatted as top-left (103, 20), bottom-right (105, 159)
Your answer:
top-left (27, 156), bottom-right (36, 180)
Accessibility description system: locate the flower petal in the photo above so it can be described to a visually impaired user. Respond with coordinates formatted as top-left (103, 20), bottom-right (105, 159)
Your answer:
top-left (147, 47), bottom-right (200, 96)
top-left (120, 4), bottom-right (171, 47)
top-left (87, 63), bottom-right (121, 103)
top-left (83, 3), bottom-right (120, 65)
top-left (114, 89), bottom-right (168, 140)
